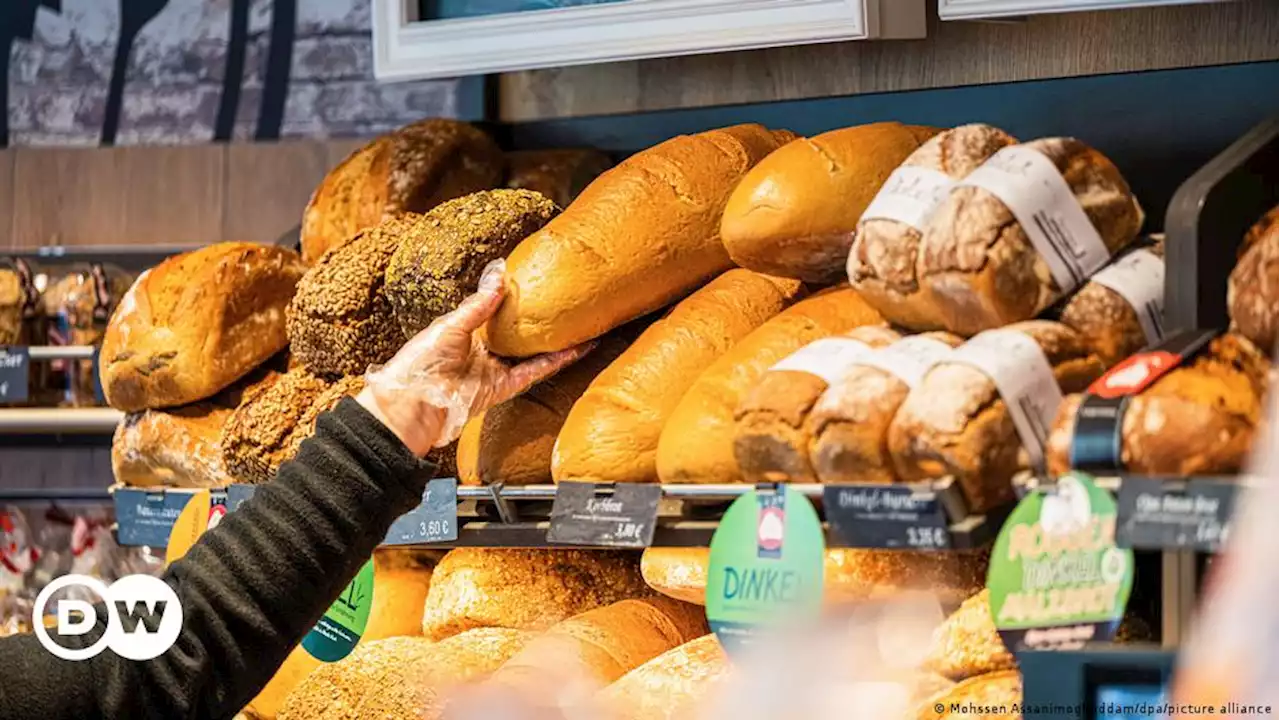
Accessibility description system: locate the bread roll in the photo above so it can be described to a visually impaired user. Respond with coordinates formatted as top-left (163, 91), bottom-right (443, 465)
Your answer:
top-left (101, 243), bottom-right (307, 411)
top-left (849, 124), bottom-right (1017, 331)
top-left (733, 326), bottom-right (902, 484)
top-left (1228, 207), bottom-right (1278, 355)
top-left (919, 137), bottom-right (1144, 336)
top-left (917, 670), bottom-right (1021, 720)
top-left (658, 286), bottom-right (884, 485)
top-left (505, 149), bottom-right (613, 208)
top-left (421, 549), bottom-right (651, 641)
top-left (554, 269), bottom-right (805, 485)
top-left (721, 123), bottom-right (938, 283)
top-left (889, 321), bottom-right (1105, 512)
top-left (300, 118), bottom-right (503, 264)
top-left (485, 124), bottom-right (796, 358)
top-left (1046, 332), bottom-right (1272, 476)
top-left (808, 331), bottom-right (964, 485)
top-left (596, 634), bottom-right (730, 720)
top-left (1057, 238), bottom-right (1165, 367)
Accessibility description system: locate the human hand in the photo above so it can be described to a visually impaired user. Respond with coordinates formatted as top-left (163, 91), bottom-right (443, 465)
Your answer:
top-left (358, 259), bottom-right (594, 457)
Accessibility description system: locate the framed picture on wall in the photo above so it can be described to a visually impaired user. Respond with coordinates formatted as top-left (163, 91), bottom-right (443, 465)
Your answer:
top-left (939, 0), bottom-right (1227, 20)
top-left (372, 0), bottom-right (926, 82)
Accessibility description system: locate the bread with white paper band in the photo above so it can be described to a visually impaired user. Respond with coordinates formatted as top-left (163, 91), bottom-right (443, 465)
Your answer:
top-left (1228, 207), bottom-right (1278, 356)
top-left (1057, 237), bottom-right (1165, 367)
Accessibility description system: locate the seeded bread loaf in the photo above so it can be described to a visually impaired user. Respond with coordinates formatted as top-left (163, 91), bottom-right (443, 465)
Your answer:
top-left (1056, 237), bottom-right (1166, 367)
top-left (917, 670), bottom-right (1022, 720)
top-left (596, 634), bottom-right (730, 720)
top-left (505, 149), bottom-right (613, 208)
top-left (275, 636), bottom-right (427, 720)
top-left (1228, 206), bottom-right (1278, 355)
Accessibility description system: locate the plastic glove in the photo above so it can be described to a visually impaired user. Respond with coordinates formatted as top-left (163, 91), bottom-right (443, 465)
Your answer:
top-left (359, 259), bottom-right (594, 457)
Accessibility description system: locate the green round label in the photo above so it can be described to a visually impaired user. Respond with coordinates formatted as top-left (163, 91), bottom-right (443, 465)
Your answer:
top-left (986, 472), bottom-right (1134, 651)
top-left (706, 485), bottom-right (824, 656)
top-left (302, 558), bottom-right (374, 662)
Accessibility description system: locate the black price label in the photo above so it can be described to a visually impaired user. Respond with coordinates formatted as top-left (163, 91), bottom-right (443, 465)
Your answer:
top-left (1117, 477), bottom-right (1236, 552)
top-left (384, 479), bottom-right (459, 545)
top-left (0, 347), bottom-right (29, 403)
top-left (548, 482), bottom-right (661, 548)
top-left (824, 484), bottom-right (951, 549)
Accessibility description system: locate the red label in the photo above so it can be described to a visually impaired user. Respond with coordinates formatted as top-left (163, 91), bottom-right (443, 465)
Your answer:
top-left (1087, 351), bottom-right (1181, 398)
top-left (207, 504), bottom-right (228, 530)
top-left (756, 507), bottom-right (785, 551)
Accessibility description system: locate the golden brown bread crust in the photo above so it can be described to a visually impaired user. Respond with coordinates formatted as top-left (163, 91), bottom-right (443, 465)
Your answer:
top-left (720, 122), bottom-right (933, 283)
top-left (362, 548), bottom-right (441, 641)
top-left (920, 137), bottom-right (1144, 336)
top-left (101, 243), bottom-right (307, 412)
top-left (917, 670), bottom-right (1022, 720)
top-left (421, 549), bottom-right (651, 641)
top-left (641, 548), bottom-right (710, 605)
top-left (277, 636), bottom-right (427, 720)
top-left (1046, 332), bottom-right (1272, 476)
top-left (1228, 207), bottom-right (1278, 356)
top-left (1057, 238), bottom-right (1165, 368)
top-left (485, 124), bottom-right (793, 358)
top-left (849, 124), bottom-right (1018, 331)
top-left (922, 590), bottom-right (1015, 681)
top-left (299, 119), bottom-right (503, 264)
top-left (596, 634), bottom-right (730, 720)
top-left (733, 326), bottom-right (903, 484)
top-left (657, 286), bottom-right (885, 485)
top-left (505, 149), bottom-right (614, 208)
top-left (554, 269), bottom-right (804, 485)
top-left (0, 269), bottom-right (23, 345)
top-left (888, 321), bottom-right (1106, 512)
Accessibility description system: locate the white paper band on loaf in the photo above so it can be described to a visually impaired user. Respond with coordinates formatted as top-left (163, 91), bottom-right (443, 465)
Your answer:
top-left (855, 335), bottom-right (953, 389)
top-left (960, 145), bottom-right (1110, 289)
top-left (947, 329), bottom-right (1063, 470)
top-left (1088, 248), bottom-right (1166, 344)
top-left (859, 166), bottom-right (954, 231)
top-left (770, 337), bottom-right (875, 385)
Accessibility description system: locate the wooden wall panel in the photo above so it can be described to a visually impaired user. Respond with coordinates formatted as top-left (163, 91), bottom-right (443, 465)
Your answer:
top-left (498, 1), bottom-right (1279, 121)
top-left (120, 145), bottom-right (227, 246)
top-left (0, 151), bottom-right (13, 249)
top-left (223, 141), bottom-right (330, 243)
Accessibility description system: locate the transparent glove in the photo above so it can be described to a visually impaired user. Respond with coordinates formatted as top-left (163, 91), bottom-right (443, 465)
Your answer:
top-left (360, 259), bottom-right (594, 456)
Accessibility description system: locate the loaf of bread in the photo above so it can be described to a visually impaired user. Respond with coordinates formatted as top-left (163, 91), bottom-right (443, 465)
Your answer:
top-left (505, 149), bottom-right (613, 208)
top-left (849, 124), bottom-right (1017, 331)
top-left (1046, 332), bottom-right (1272, 476)
top-left (922, 590), bottom-right (1014, 681)
top-left (421, 548), bottom-right (651, 641)
top-left (919, 137), bottom-right (1144, 336)
top-left (484, 124), bottom-right (796, 358)
top-left (554, 269), bottom-right (805, 485)
top-left (596, 634), bottom-right (730, 720)
top-left (101, 243), bottom-right (307, 412)
top-left (889, 321), bottom-right (1105, 512)
top-left (917, 670), bottom-right (1021, 720)
top-left (808, 331), bottom-right (964, 485)
top-left (733, 326), bottom-right (901, 484)
top-left (1057, 237), bottom-right (1166, 367)
top-left (658, 286), bottom-right (884, 485)
top-left (720, 123), bottom-right (938, 283)
top-left (1229, 207), bottom-right (1278, 355)
top-left (275, 636), bottom-right (425, 720)
top-left (300, 118), bottom-right (503, 264)
top-left (386, 190), bottom-right (560, 337)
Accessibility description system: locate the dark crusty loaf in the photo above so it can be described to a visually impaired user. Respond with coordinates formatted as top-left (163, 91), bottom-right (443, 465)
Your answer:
top-left (1057, 237), bottom-right (1165, 368)
top-left (300, 118), bottom-right (503, 264)
top-left (1228, 207), bottom-right (1278, 355)
top-left (505, 149), bottom-right (613, 208)
top-left (386, 189), bottom-right (560, 337)
top-left (849, 124), bottom-right (1017, 331)
top-left (101, 243), bottom-right (307, 412)
top-left (1046, 332), bottom-right (1272, 477)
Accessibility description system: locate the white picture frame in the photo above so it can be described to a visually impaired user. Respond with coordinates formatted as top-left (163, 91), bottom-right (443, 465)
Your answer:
top-left (939, 0), bottom-right (1226, 21)
top-left (372, 0), bottom-right (926, 82)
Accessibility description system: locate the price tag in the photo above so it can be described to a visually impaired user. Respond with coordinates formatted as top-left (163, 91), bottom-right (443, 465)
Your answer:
top-left (823, 485), bottom-right (951, 549)
top-left (0, 347), bottom-right (30, 403)
top-left (384, 478), bottom-right (458, 545)
top-left (547, 482), bottom-right (661, 548)
top-left (1116, 477), bottom-right (1237, 553)
top-left (225, 484), bottom-right (258, 512)
top-left (113, 488), bottom-right (198, 547)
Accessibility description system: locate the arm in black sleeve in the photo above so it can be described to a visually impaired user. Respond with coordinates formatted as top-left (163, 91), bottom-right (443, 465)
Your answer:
top-left (0, 398), bottom-right (435, 720)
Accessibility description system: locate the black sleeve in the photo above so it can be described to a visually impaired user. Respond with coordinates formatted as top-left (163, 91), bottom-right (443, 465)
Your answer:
top-left (0, 398), bottom-right (435, 720)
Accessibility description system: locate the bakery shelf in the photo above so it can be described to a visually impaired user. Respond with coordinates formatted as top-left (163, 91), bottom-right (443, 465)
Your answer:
top-left (0, 487), bottom-right (113, 502)
top-left (25, 345), bottom-right (97, 361)
top-left (0, 407), bottom-right (122, 434)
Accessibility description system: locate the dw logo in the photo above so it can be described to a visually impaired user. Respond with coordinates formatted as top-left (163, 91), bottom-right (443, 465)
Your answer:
top-left (33, 574), bottom-right (183, 661)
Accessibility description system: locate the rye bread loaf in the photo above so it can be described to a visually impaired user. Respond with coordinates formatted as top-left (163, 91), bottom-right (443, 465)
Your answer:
top-left (720, 122), bottom-right (939, 283)
top-left (848, 124), bottom-right (1017, 331)
top-left (919, 137), bottom-right (1144, 336)
top-left (807, 331), bottom-right (965, 485)
top-left (1046, 332), bottom-right (1272, 477)
top-left (554, 269), bottom-right (805, 485)
top-left (733, 325), bottom-right (902, 484)
top-left (595, 634), bottom-right (730, 720)
top-left (101, 243), bottom-right (307, 411)
top-left (1228, 207), bottom-right (1279, 355)
top-left (1056, 237), bottom-right (1165, 367)
top-left (918, 670), bottom-right (1022, 720)
top-left (889, 321), bottom-right (1106, 512)
top-left (505, 149), bottom-right (613, 208)
top-left (300, 119), bottom-right (503, 264)
top-left (657, 286), bottom-right (884, 485)
top-left (484, 124), bottom-right (797, 358)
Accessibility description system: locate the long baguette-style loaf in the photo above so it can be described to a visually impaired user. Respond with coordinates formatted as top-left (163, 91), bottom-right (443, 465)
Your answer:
top-left (485, 124), bottom-right (796, 358)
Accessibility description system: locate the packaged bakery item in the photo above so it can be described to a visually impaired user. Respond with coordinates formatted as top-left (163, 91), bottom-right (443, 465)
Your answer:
top-left (733, 325), bottom-right (902, 484)
top-left (504, 148), bottom-right (613, 208)
top-left (849, 124), bottom-right (1018, 331)
top-left (720, 122), bottom-right (939, 283)
top-left (919, 137), bottom-right (1145, 336)
top-left (1228, 206), bottom-right (1278, 356)
top-left (889, 321), bottom-right (1106, 512)
top-left (43, 262), bottom-right (134, 406)
top-left (1046, 330), bottom-right (1271, 477)
top-left (808, 331), bottom-right (963, 485)
top-left (300, 118), bottom-right (504, 264)
top-left (1055, 236), bottom-right (1166, 367)
top-left (485, 124), bottom-right (796, 358)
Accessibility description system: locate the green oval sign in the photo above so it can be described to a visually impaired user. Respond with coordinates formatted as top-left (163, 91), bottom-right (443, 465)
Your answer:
top-left (302, 558), bottom-right (375, 662)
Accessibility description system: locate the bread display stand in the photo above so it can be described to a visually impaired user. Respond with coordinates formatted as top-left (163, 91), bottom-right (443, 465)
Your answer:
top-left (1018, 647), bottom-right (1177, 720)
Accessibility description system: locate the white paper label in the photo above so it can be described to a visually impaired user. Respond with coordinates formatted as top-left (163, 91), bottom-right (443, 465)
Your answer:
top-left (855, 335), bottom-right (953, 389)
top-left (860, 165), bottom-right (955, 231)
top-left (1088, 248), bottom-right (1165, 344)
top-left (960, 146), bottom-right (1111, 290)
top-left (770, 338), bottom-right (875, 385)
top-left (947, 329), bottom-right (1063, 470)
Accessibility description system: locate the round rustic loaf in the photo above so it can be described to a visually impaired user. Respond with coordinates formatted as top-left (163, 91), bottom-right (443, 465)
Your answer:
top-left (504, 148), bottom-right (613, 208)
top-left (1057, 237), bottom-right (1165, 367)
top-left (1228, 206), bottom-right (1278, 356)
top-left (595, 634), bottom-right (731, 720)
